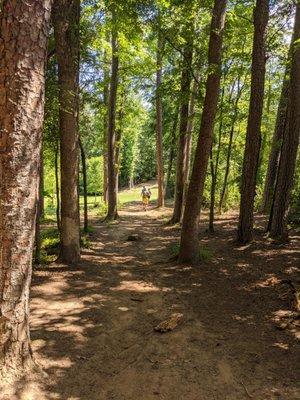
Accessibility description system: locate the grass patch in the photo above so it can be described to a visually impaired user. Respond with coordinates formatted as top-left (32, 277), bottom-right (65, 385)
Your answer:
top-left (81, 234), bottom-right (92, 249)
top-left (170, 242), bottom-right (213, 263)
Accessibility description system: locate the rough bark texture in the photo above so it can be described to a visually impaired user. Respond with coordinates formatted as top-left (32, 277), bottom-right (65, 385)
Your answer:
top-left (182, 70), bottom-right (200, 211)
top-left (179, 0), bottom-right (227, 264)
top-left (115, 89), bottom-right (125, 193)
top-left (209, 86), bottom-right (225, 232)
top-left (54, 142), bottom-right (61, 232)
top-left (269, 3), bottom-right (300, 239)
top-left (53, 0), bottom-right (81, 263)
top-left (39, 151), bottom-right (45, 219)
top-left (103, 43), bottom-right (110, 203)
top-left (79, 138), bottom-right (88, 233)
top-left (106, 16), bottom-right (119, 220)
top-left (237, 0), bottom-right (269, 244)
top-left (156, 30), bottom-right (165, 208)
top-left (0, 0), bottom-right (52, 379)
top-left (261, 69), bottom-right (290, 213)
top-left (219, 77), bottom-right (244, 212)
top-left (165, 105), bottom-right (179, 199)
top-left (171, 41), bottom-right (193, 223)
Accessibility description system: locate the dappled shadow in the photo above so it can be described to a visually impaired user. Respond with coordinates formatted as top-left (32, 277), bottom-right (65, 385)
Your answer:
top-left (17, 206), bottom-right (299, 399)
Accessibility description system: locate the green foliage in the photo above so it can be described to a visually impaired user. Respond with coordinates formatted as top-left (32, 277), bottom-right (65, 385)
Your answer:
top-left (41, 0), bottom-right (299, 228)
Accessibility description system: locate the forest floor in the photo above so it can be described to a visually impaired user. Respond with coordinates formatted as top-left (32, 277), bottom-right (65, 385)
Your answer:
top-left (7, 202), bottom-right (300, 400)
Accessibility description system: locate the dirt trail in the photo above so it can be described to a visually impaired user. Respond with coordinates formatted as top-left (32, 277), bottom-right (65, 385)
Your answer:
top-left (8, 204), bottom-right (300, 399)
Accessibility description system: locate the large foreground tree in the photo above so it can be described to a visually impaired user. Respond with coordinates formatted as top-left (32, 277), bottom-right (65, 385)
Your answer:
top-left (106, 9), bottom-right (119, 220)
top-left (0, 0), bottom-right (52, 379)
top-left (237, 0), bottom-right (269, 243)
top-left (53, 0), bottom-right (81, 263)
top-left (269, 1), bottom-right (300, 240)
top-left (156, 27), bottom-right (165, 208)
top-left (170, 28), bottom-right (194, 224)
top-left (178, 0), bottom-right (228, 264)
top-left (261, 33), bottom-right (294, 214)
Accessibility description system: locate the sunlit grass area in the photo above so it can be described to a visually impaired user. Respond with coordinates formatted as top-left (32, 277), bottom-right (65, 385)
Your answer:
top-left (44, 182), bottom-right (159, 220)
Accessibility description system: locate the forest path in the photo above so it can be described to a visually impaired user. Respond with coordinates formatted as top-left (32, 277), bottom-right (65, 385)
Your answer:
top-left (21, 204), bottom-right (300, 399)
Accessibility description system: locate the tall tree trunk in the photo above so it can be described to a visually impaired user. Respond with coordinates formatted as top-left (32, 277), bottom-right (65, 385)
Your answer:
top-left (237, 0), bottom-right (269, 244)
top-left (35, 157), bottom-right (44, 265)
top-left (156, 29), bottom-right (165, 207)
top-left (103, 40), bottom-right (110, 203)
top-left (54, 142), bottom-right (61, 232)
top-left (35, 150), bottom-right (45, 264)
top-left (39, 150), bottom-right (45, 219)
top-left (165, 105), bottom-right (179, 199)
top-left (0, 0), bottom-right (51, 379)
top-left (209, 86), bottom-right (225, 232)
top-left (269, 3), bottom-right (300, 240)
top-left (53, 0), bottom-right (81, 263)
top-left (182, 70), bottom-right (200, 210)
top-left (179, 0), bottom-right (228, 264)
top-left (170, 40), bottom-right (194, 223)
top-left (261, 62), bottom-right (291, 213)
top-left (115, 89), bottom-right (126, 194)
top-left (106, 11), bottom-right (119, 220)
top-left (79, 138), bottom-right (88, 233)
top-left (219, 77), bottom-right (244, 212)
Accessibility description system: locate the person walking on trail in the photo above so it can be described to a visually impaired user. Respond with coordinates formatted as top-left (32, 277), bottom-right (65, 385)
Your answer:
top-left (141, 185), bottom-right (151, 211)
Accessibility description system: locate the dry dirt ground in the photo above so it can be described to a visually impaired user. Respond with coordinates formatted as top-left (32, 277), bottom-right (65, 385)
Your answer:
top-left (7, 203), bottom-right (300, 399)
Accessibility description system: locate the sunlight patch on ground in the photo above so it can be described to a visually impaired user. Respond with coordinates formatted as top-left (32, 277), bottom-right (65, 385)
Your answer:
top-left (111, 280), bottom-right (160, 293)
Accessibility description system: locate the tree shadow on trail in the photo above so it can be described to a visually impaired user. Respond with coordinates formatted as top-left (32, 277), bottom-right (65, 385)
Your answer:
top-left (22, 208), bottom-right (300, 400)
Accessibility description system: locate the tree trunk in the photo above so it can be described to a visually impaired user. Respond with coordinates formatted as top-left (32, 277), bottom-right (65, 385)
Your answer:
top-left (0, 0), bottom-right (51, 379)
top-left (179, 0), bottom-right (228, 264)
top-left (115, 89), bottom-right (126, 194)
top-left (106, 11), bottom-right (119, 220)
top-left (269, 3), bottom-right (300, 240)
top-left (237, 0), bottom-right (269, 244)
top-left (165, 105), bottom-right (179, 199)
top-left (35, 151), bottom-right (45, 264)
top-left (182, 70), bottom-right (200, 211)
top-left (103, 40), bottom-right (110, 203)
top-left (156, 28), bottom-right (165, 207)
top-left (170, 40), bottom-right (194, 223)
top-left (219, 77), bottom-right (244, 212)
top-left (39, 150), bottom-right (45, 219)
top-left (53, 0), bottom-right (81, 263)
top-left (79, 138), bottom-right (88, 233)
top-left (34, 158), bottom-right (44, 265)
top-left (54, 142), bottom-right (61, 232)
top-left (209, 86), bottom-right (225, 232)
top-left (261, 62), bottom-right (291, 213)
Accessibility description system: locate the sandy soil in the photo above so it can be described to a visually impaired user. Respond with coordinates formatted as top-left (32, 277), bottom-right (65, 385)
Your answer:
top-left (5, 203), bottom-right (300, 399)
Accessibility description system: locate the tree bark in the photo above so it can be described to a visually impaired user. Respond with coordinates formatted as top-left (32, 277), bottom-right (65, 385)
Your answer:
top-left (115, 89), bottom-right (126, 194)
top-left (103, 40), bottom-right (110, 203)
top-left (0, 0), bottom-right (52, 379)
top-left (261, 64), bottom-right (291, 213)
top-left (156, 28), bottom-right (165, 207)
top-left (219, 76), bottom-right (244, 212)
top-left (79, 138), bottom-right (88, 233)
top-left (269, 3), bottom-right (300, 240)
top-left (54, 142), bottom-right (61, 232)
top-left (170, 40), bottom-right (194, 223)
top-left (165, 105), bottom-right (179, 199)
top-left (39, 151), bottom-right (45, 219)
top-left (179, 0), bottom-right (228, 264)
top-left (182, 70), bottom-right (200, 211)
top-left (209, 86), bottom-right (225, 232)
top-left (237, 0), bottom-right (269, 244)
top-left (53, 0), bottom-right (81, 263)
top-left (106, 10), bottom-right (119, 220)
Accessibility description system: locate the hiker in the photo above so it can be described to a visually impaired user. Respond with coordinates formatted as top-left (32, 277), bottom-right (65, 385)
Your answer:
top-left (141, 186), bottom-right (151, 211)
